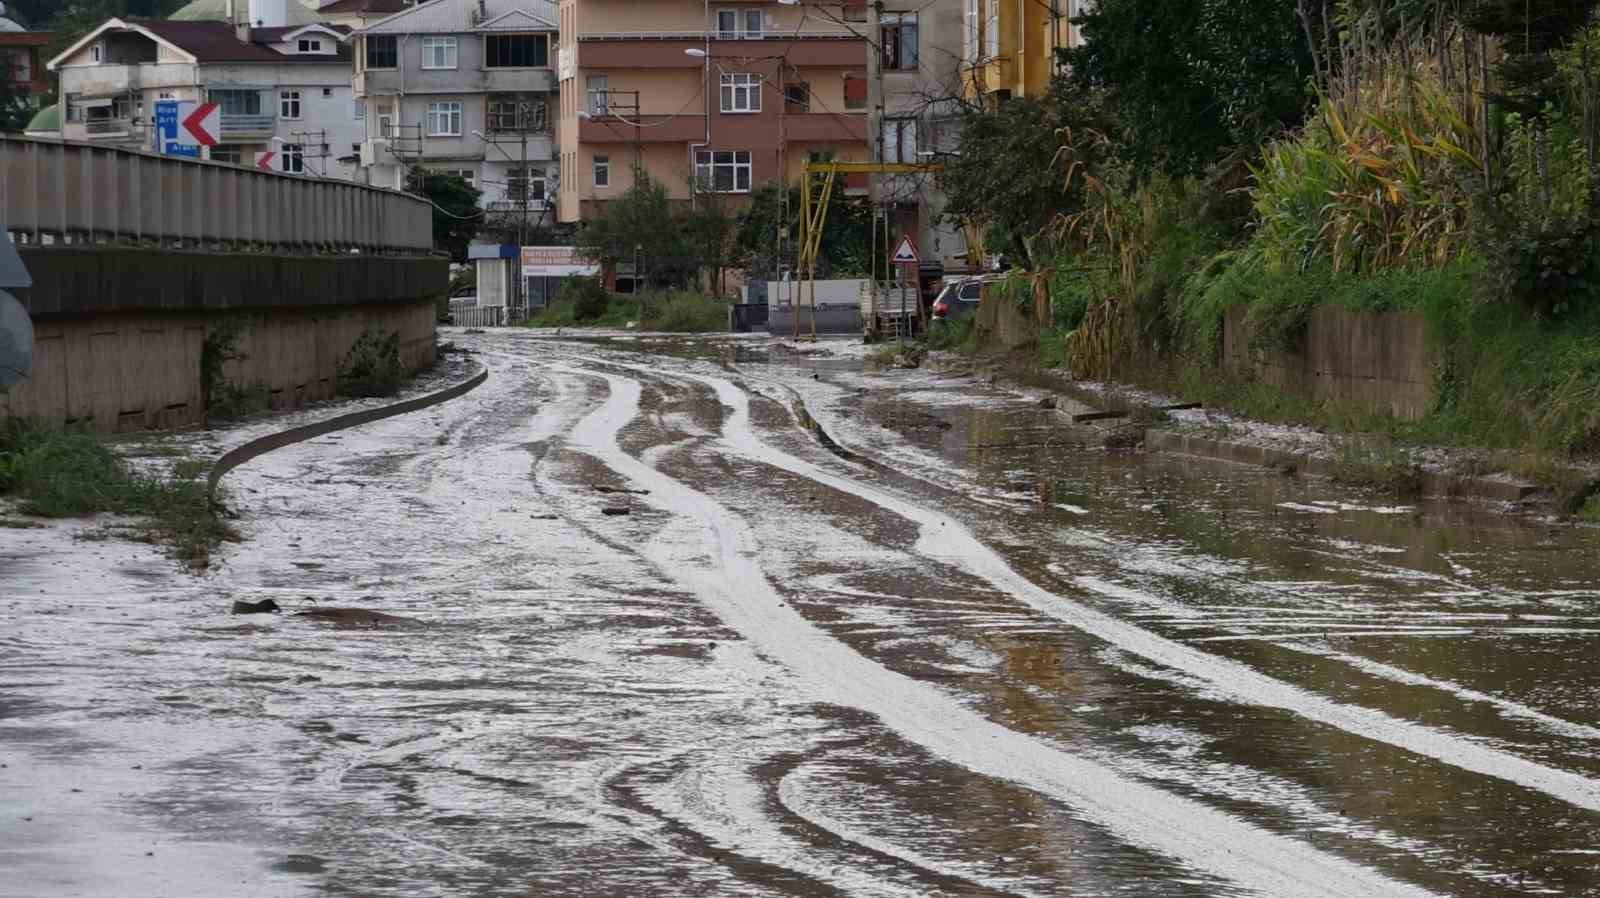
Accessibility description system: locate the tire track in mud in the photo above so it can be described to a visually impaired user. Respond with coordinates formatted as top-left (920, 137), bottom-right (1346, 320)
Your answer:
top-left (559, 361), bottom-right (1440, 898)
top-left (700, 368), bottom-right (1600, 817)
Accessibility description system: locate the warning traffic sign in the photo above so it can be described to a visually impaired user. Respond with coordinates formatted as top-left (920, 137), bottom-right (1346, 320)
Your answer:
top-left (889, 234), bottom-right (921, 265)
top-left (181, 101), bottom-right (220, 147)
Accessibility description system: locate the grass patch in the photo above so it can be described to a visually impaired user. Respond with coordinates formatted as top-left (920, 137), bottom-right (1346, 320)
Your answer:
top-left (927, 318), bottom-right (978, 354)
top-left (640, 292), bottom-right (726, 332)
top-left (528, 291), bottom-right (727, 333)
top-left (1327, 441), bottom-right (1424, 498)
top-left (1579, 495), bottom-right (1600, 522)
top-left (0, 421), bottom-right (236, 568)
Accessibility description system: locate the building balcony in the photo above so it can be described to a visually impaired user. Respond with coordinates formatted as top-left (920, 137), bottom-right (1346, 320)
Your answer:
top-left (577, 113), bottom-right (709, 144)
top-left (577, 33), bottom-right (865, 69)
top-left (84, 118), bottom-right (135, 138)
top-left (221, 113), bottom-right (277, 136)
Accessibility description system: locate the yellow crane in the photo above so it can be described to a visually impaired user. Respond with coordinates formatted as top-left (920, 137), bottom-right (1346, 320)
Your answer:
top-left (794, 160), bottom-right (944, 341)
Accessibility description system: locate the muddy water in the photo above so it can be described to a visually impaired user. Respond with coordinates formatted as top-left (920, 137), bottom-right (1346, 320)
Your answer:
top-left (3, 331), bottom-right (1598, 897)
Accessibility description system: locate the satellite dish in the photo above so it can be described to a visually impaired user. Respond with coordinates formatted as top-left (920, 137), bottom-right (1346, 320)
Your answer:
top-left (0, 290), bottom-right (31, 388)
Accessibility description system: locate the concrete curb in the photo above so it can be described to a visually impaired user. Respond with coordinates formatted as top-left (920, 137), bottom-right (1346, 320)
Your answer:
top-left (1145, 430), bottom-right (1540, 504)
top-left (207, 366), bottom-right (489, 499)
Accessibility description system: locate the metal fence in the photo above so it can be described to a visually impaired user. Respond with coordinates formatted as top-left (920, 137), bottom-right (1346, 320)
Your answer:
top-left (449, 301), bottom-right (531, 328)
top-left (0, 136), bottom-right (435, 256)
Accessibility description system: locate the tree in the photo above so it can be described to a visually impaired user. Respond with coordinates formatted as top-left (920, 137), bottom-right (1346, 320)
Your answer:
top-left (1063, 0), bottom-right (1317, 176)
top-left (936, 86), bottom-right (1112, 268)
top-left (574, 166), bottom-right (693, 290)
top-left (406, 171), bottom-right (481, 263)
top-left (733, 182), bottom-right (873, 282)
top-left (683, 188), bottom-right (737, 295)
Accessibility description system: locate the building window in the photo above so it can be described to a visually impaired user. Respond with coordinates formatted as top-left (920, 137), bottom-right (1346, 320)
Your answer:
top-left (281, 143), bottom-right (305, 173)
top-left (593, 154), bottom-right (609, 187)
top-left (488, 95), bottom-right (545, 132)
top-left (297, 38), bottom-right (323, 53)
top-left (280, 90), bottom-right (301, 120)
top-left (720, 73), bottom-right (760, 113)
top-left (984, 0), bottom-right (999, 59)
top-left (844, 0), bottom-right (867, 21)
top-left (506, 168), bottom-right (546, 203)
top-left (366, 35), bottom-right (398, 69)
top-left (714, 8), bottom-right (763, 38)
top-left (427, 101), bottom-right (462, 136)
top-left (209, 146), bottom-right (242, 164)
top-left (354, 98), bottom-right (365, 120)
top-left (90, 44), bottom-right (102, 63)
top-left (843, 72), bottom-right (867, 110)
top-left (421, 36), bottom-right (457, 69)
top-left (431, 168), bottom-right (475, 185)
top-left (586, 74), bottom-right (608, 115)
top-left (695, 150), bottom-right (752, 193)
top-left (376, 100), bottom-right (395, 136)
top-left (784, 81), bottom-right (809, 113)
top-left (485, 34), bottom-right (549, 68)
top-left (884, 117), bottom-right (918, 162)
top-left (210, 89), bottom-right (262, 116)
top-left (881, 12), bottom-right (918, 70)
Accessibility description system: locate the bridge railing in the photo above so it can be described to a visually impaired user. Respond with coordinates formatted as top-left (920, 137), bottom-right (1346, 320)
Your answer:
top-left (0, 136), bottom-right (436, 256)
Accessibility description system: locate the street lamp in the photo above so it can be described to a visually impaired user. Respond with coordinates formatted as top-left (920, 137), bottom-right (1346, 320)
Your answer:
top-left (684, 47), bottom-right (706, 57)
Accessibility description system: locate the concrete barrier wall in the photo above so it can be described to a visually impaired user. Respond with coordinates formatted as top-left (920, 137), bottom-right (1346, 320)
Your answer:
top-left (16, 247), bottom-right (447, 318)
top-left (766, 305), bottom-right (862, 336)
top-left (1223, 306), bottom-right (1434, 420)
top-left (2, 298), bottom-right (438, 433)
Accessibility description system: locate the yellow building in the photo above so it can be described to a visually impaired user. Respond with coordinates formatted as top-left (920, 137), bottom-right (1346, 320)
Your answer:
top-left (961, 0), bottom-right (1087, 100)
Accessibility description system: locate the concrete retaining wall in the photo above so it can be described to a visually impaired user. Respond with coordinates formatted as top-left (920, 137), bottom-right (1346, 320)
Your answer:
top-left (1223, 306), bottom-right (1434, 420)
top-left (973, 294), bottom-right (1037, 350)
top-left (2, 298), bottom-right (438, 433)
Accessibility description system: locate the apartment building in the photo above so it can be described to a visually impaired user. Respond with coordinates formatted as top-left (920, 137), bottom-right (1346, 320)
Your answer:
top-left (349, 0), bottom-right (558, 224)
top-left (555, 0), bottom-right (871, 223)
top-left (867, 0), bottom-right (968, 270)
top-left (962, 0), bottom-right (1087, 100)
top-left (48, 4), bottom-right (365, 181)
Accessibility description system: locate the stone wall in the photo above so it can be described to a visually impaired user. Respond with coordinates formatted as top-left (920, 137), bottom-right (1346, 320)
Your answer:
top-left (1223, 306), bottom-right (1434, 420)
top-left (2, 299), bottom-right (438, 433)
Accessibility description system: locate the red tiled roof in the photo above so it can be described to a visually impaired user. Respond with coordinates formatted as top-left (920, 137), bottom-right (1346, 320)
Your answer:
top-left (127, 18), bottom-right (352, 62)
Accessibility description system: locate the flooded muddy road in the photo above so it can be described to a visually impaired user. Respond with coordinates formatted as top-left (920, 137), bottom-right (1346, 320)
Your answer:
top-left (5, 330), bottom-right (1600, 897)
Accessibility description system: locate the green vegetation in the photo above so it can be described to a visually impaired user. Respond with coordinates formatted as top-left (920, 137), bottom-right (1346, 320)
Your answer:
top-left (1328, 441), bottom-right (1425, 499)
top-left (337, 329), bottom-right (405, 398)
top-left (528, 284), bottom-right (728, 333)
top-left (0, 421), bottom-right (234, 568)
top-left (932, 0), bottom-right (1600, 507)
top-left (200, 322), bottom-right (272, 422)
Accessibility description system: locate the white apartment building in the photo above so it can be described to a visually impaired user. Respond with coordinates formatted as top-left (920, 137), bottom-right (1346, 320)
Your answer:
top-left (49, 1), bottom-right (367, 181)
top-left (349, 0), bottom-right (559, 227)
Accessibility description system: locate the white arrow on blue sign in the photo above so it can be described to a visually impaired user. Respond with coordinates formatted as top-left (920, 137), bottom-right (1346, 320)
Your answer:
top-left (155, 100), bottom-right (202, 158)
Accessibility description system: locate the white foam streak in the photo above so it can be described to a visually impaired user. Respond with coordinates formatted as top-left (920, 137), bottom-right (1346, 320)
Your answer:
top-left (564, 365), bottom-right (1441, 898)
